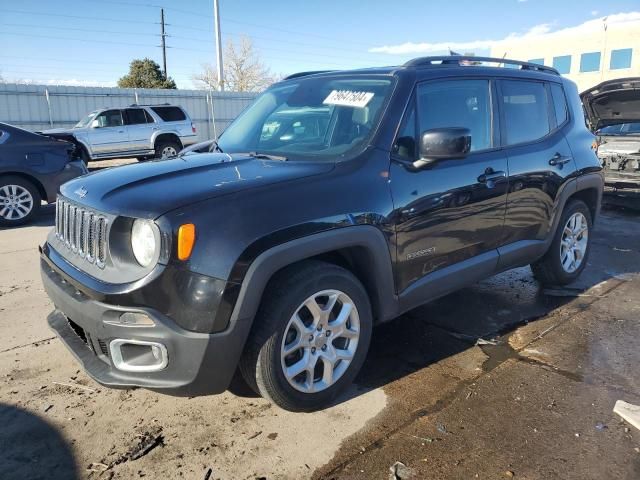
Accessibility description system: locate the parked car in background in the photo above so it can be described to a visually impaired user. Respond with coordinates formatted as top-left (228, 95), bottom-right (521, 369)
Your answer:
top-left (0, 123), bottom-right (87, 226)
top-left (581, 78), bottom-right (640, 208)
top-left (41, 57), bottom-right (602, 411)
top-left (40, 104), bottom-right (198, 164)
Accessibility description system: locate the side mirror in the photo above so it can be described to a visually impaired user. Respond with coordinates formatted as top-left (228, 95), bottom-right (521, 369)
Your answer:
top-left (90, 119), bottom-right (100, 128)
top-left (414, 127), bottom-right (471, 168)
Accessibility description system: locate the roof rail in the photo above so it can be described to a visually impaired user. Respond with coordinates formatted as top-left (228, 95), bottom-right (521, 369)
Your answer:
top-left (128, 103), bottom-right (171, 107)
top-left (404, 56), bottom-right (559, 75)
top-left (284, 70), bottom-right (336, 80)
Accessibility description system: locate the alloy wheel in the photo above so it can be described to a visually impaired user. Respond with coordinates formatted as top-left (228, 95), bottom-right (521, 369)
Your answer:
top-left (280, 289), bottom-right (360, 393)
top-left (0, 184), bottom-right (34, 221)
top-left (161, 146), bottom-right (177, 158)
top-left (560, 212), bottom-right (589, 273)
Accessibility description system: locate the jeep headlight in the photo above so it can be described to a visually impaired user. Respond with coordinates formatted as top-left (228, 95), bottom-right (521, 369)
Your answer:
top-left (131, 219), bottom-right (157, 267)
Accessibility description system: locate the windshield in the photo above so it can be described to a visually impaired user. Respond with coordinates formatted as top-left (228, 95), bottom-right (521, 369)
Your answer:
top-left (75, 111), bottom-right (98, 128)
top-left (597, 122), bottom-right (640, 136)
top-left (217, 75), bottom-right (394, 160)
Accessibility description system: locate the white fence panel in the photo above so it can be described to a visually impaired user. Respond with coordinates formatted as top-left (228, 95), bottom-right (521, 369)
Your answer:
top-left (0, 83), bottom-right (256, 141)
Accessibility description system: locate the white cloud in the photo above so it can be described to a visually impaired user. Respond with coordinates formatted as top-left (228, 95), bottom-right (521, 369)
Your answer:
top-left (369, 11), bottom-right (640, 55)
top-left (591, 10), bottom-right (599, 16)
top-left (517, 0), bottom-right (528, 3)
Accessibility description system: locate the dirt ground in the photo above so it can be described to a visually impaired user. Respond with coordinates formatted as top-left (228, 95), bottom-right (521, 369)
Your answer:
top-left (1, 161), bottom-right (639, 479)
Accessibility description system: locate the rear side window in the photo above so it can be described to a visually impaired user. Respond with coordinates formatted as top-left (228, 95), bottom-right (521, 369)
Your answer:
top-left (500, 80), bottom-right (550, 145)
top-left (550, 83), bottom-right (568, 127)
top-left (125, 108), bottom-right (151, 125)
top-left (150, 106), bottom-right (186, 122)
top-left (417, 79), bottom-right (492, 152)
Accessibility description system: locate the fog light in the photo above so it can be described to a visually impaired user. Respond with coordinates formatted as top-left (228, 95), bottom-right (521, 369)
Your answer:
top-left (109, 339), bottom-right (168, 372)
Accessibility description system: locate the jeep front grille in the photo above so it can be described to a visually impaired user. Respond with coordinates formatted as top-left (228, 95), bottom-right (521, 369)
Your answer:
top-left (55, 197), bottom-right (108, 268)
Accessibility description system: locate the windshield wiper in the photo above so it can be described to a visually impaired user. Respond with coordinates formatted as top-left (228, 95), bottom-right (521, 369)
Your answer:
top-left (247, 152), bottom-right (288, 161)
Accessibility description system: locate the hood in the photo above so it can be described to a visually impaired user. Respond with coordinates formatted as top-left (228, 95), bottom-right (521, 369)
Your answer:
top-left (581, 78), bottom-right (640, 130)
top-left (60, 153), bottom-right (334, 218)
top-left (39, 127), bottom-right (76, 135)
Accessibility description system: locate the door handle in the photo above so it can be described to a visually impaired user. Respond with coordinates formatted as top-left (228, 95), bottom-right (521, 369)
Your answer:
top-left (117, 130), bottom-right (124, 133)
top-left (152, 127), bottom-right (160, 131)
top-left (549, 153), bottom-right (572, 167)
top-left (478, 169), bottom-right (507, 185)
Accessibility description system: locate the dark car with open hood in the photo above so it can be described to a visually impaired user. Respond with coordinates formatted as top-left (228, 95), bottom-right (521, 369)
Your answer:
top-left (0, 123), bottom-right (87, 227)
top-left (41, 56), bottom-right (603, 411)
top-left (581, 78), bottom-right (640, 207)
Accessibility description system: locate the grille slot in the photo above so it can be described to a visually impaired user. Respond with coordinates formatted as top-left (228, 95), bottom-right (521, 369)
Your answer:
top-left (55, 197), bottom-right (108, 268)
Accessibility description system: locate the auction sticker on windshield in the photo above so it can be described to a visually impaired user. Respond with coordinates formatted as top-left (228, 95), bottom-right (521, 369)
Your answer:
top-left (323, 90), bottom-right (374, 108)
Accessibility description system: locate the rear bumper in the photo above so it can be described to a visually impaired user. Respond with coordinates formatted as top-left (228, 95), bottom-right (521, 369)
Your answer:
top-left (41, 250), bottom-right (252, 396)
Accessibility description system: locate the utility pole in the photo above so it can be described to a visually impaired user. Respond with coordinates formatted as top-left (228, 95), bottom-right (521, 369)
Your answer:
top-left (213, 0), bottom-right (224, 91)
top-left (160, 8), bottom-right (168, 79)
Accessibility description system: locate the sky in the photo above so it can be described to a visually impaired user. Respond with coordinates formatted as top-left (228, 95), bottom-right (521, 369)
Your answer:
top-left (0, 0), bottom-right (638, 89)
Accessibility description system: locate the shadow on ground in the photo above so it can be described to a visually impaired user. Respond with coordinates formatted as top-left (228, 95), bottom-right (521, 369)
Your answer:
top-left (0, 403), bottom-right (79, 480)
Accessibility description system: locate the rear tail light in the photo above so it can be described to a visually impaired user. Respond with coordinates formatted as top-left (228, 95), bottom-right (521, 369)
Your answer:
top-left (191, 122), bottom-right (196, 134)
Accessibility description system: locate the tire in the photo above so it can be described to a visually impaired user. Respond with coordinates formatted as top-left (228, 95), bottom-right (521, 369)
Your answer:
top-left (531, 199), bottom-right (593, 286)
top-left (0, 176), bottom-right (41, 227)
top-left (154, 140), bottom-right (181, 159)
top-left (239, 260), bottom-right (372, 412)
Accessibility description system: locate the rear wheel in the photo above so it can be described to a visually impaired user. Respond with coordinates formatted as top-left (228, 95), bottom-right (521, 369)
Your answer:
top-left (239, 260), bottom-right (372, 412)
top-left (0, 176), bottom-right (41, 227)
top-left (154, 140), bottom-right (181, 159)
top-left (531, 199), bottom-right (592, 286)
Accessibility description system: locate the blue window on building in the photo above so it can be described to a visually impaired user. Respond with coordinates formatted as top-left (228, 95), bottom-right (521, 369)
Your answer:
top-left (552, 55), bottom-right (571, 74)
top-left (528, 58), bottom-right (544, 65)
top-left (580, 52), bottom-right (601, 72)
top-left (610, 48), bottom-right (633, 69)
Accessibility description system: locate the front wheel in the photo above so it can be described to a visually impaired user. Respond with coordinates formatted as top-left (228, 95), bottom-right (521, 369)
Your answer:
top-left (531, 199), bottom-right (592, 286)
top-left (239, 260), bottom-right (372, 412)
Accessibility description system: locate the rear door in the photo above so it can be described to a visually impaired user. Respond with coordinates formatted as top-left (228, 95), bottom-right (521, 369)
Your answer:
top-left (390, 78), bottom-right (509, 292)
top-left (88, 109), bottom-right (130, 155)
top-left (498, 79), bottom-right (576, 246)
top-left (124, 108), bottom-right (155, 151)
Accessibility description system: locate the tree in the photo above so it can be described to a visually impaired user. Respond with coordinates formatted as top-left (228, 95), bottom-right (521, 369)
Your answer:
top-left (118, 58), bottom-right (177, 89)
top-left (193, 36), bottom-right (277, 92)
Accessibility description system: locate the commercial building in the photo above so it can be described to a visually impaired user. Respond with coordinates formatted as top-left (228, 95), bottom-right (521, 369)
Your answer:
top-left (490, 15), bottom-right (640, 92)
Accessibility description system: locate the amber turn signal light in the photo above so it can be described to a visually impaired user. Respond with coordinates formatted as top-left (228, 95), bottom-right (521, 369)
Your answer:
top-left (177, 223), bottom-right (196, 260)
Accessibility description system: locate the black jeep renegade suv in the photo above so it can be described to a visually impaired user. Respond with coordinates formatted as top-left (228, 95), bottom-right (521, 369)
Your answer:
top-left (41, 57), bottom-right (603, 411)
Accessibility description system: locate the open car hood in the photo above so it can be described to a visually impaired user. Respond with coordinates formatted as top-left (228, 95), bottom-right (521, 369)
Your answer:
top-left (580, 78), bottom-right (640, 130)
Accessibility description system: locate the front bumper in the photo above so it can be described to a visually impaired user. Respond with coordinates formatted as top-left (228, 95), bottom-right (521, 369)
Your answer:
top-left (41, 248), bottom-right (252, 396)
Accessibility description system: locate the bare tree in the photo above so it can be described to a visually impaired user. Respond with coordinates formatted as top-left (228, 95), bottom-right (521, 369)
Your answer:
top-left (193, 36), bottom-right (277, 92)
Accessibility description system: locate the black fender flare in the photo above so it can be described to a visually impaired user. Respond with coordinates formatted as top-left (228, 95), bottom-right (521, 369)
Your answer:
top-left (228, 225), bottom-right (398, 329)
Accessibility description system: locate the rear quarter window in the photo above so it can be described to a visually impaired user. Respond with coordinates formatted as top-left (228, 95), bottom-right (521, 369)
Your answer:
top-left (550, 83), bottom-right (569, 127)
top-left (150, 106), bottom-right (187, 122)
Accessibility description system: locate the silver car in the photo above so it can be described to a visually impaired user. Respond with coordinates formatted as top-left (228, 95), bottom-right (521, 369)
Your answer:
top-left (41, 104), bottom-right (198, 163)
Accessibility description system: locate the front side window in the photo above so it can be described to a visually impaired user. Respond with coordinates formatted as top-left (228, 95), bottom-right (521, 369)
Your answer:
top-left (552, 55), bottom-right (572, 74)
top-left (393, 102), bottom-right (416, 159)
top-left (610, 48), bottom-right (633, 70)
top-left (95, 110), bottom-right (123, 128)
top-left (218, 75), bottom-right (394, 160)
top-left (417, 79), bottom-right (492, 152)
top-left (580, 52), bottom-right (601, 72)
top-left (500, 80), bottom-right (550, 145)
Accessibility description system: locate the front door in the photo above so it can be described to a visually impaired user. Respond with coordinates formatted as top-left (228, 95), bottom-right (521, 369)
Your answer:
top-left (390, 78), bottom-right (509, 293)
top-left (88, 109), bottom-right (130, 155)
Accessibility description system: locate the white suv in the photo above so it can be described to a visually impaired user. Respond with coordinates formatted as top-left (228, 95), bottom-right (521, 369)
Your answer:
top-left (41, 104), bottom-right (198, 163)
